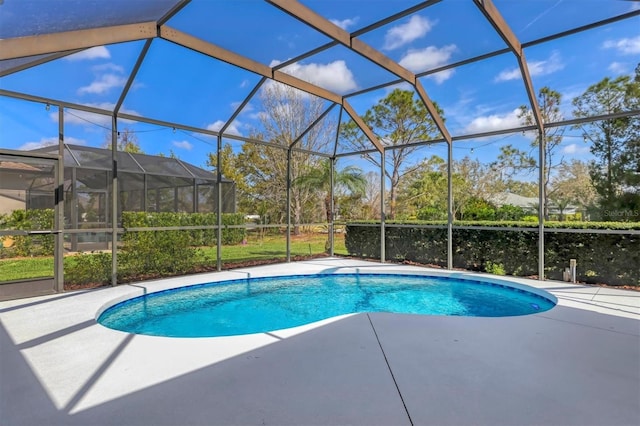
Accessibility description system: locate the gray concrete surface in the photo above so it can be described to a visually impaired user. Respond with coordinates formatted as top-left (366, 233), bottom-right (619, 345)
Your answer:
top-left (1, 259), bottom-right (638, 425)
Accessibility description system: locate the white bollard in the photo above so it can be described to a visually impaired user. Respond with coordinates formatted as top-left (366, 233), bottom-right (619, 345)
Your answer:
top-left (569, 259), bottom-right (577, 284)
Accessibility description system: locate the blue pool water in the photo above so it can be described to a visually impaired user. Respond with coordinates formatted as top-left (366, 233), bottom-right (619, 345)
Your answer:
top-left (98, 274), bottom-right (555, 337)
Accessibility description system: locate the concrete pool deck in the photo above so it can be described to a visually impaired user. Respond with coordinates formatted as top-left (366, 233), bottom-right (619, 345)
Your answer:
top-left (1, 258), bottom-right (638, 425)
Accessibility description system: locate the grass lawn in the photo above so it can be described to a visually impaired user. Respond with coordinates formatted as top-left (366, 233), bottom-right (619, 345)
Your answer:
top-left (0, 257), bottom-right (54, 281)
top-left (202, 232), bottom-right (347, 264)
top-left (0, 233), bottom-right (347, 283)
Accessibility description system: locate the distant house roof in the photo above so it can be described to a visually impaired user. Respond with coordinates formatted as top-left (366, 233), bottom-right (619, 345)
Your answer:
top-left (0, 161), bottom-right (42, 172)
top-left (491, 192), bottom-right (579, 214)
top-left (490, 193), bottom-right (538, 210)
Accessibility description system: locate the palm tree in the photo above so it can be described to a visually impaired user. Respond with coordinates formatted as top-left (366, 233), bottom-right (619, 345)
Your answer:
top-left (295, 160), bottom-right (367, 223)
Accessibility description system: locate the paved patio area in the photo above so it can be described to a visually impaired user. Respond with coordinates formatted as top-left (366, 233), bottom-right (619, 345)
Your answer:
top-left (1, 258), bottom-right (638, 425)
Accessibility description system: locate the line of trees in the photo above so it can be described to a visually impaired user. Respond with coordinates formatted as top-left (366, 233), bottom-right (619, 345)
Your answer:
top-left (573, 66), bottom-right (640, 219)
top-left (202, 65), bottom-right (639, 226)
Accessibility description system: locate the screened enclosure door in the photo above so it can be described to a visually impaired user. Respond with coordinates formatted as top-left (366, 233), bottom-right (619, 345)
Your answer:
top-left (0, 152), bottom-right (59, 300)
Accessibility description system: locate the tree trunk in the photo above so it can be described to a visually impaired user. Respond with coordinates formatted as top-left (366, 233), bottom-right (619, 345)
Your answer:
top-left (324, 195), bottom-right (332, 253)
top-left (389, 170), bottom-right (399, 220)
top-left (293, 198), bottom-right (301, 235)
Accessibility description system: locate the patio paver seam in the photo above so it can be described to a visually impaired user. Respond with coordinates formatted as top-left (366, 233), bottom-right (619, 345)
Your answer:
top-left (533, 313), bottom-right (640, 336)
top-left (366, 313), bottom-right (414, 426)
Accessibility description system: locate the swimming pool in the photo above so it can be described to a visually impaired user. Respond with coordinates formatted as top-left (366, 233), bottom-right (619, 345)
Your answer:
top-left (98, 273), bottom-right (556, 337)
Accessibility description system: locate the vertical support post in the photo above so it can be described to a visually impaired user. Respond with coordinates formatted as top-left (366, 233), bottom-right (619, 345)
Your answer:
top-left (143, 174), bottom-right (147, 211)
top-left (329, 157), bottom-right (335, 256)
top-left (380, 150), bottom-right (386, 263)
top-left (447, 140), bottom-right (453, 270)
top-left (111, 116), bottom-right (118, 286)
top-left (216, 135), bottom-right (223, 271)
top-left (70, 167), bottom-right (78, 251)
top-left (538, 128), bottom-right (545, 281)
top-left (193, 179), bottom-right (197, 213)
top-left (173, 187), bottom-right (178, 212)
top-left (54, 106), bottom-right (64, 292)
top-left (286, 148), bottom-right (292, 263)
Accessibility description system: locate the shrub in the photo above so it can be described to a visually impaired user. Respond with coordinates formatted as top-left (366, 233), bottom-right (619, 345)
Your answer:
top-left (1, 209), bottom-right (54, 257)
top-left (64, 251), bottom-right (112, 286)
top-left (461, 198), bottom-right (496, 221)
top-left (522, 215), bottom-right (539, 222)
top-left (122, 211), bottom-right (245, 246)
top-left (485, 261), bottom-right (506, 275)
top-left (416, 207), bottom-right (447, 221)
top-left (495, 204), bottom-right (526, 221)
top-left (121, 212), bottom-right (198, 278)
top-left (116, 211), bottom-right (246, 281)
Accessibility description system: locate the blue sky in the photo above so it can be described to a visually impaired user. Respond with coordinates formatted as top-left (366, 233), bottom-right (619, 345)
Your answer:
top-left (1, 0), bottom-right (639, 178)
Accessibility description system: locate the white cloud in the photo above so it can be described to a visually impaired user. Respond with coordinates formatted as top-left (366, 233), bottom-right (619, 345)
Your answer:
top-left (276, 60), bottom-right (358, 93)
top-left (230, 101), bottom-right (254, 113)
top-left (603, 35), bottom-right (640, 55)
top-left (398, 44), bottom-right (456, 83)
top-left (527, 51), bottom-right (564, 76)
top-left (92, 63), bottom-right (124, 73)
top-left (428, 69), bottom-right (455, 84)
top-left (562, 143), bottom-right (590, 155)
top-left (78, 61), bottom-right (127, 95)
top-left (330, 16), bottom-right (359, 30)
top-left (495, 51), bottom-right (564, 82)
top-left (607, 61), bottom-right (628, 75)
top-left (207, 120), bottom-right (242, 136)
top-left (464, 108), bottom-right (523, 134)
top-left (19, 136), bottom-right (85, 150)
top-left (383, 82), bottom-right (414, 95)
top-left (249, 111), bottom-right (268, 121)
top-left (172, 140), bottom-right (193, 150)
top-left (78, 74), bottom-right (127, 95)
top-left (383, 15), bottom-right (435, 50)
top-left (65, 46), bottom-right (111, 61)
top-left (495, 68), bottom-right (521, 82)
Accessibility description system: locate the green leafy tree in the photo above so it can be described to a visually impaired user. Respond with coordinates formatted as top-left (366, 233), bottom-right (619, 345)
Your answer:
top-left (572, 70), bottom-right (640, 220)
top-left (495, 204), bottom-right (525, 221)
top-left (549, 160), bottom-right (597, 220)
top-left (490, 145), bottom-right (536, 183)
top-left (207, 144), bottom-right (252, 213)
top-left (397, 155), bottom-right (447, 219)
top-left (462, 197), bottom-right (497, 221)
top-left (340, 89), bottom-right (443, 219)
top-left (518, 87), bottom-right (566, 220)
top-left (295, 160), bottom-right (366, 223)
top-left (231, 83), bottom-right (333, 232)
top-left (399, 155), bottom-right (499, 220)
top-left (360, 171), bottom-right (382, 219)
top-left (452, 155), bottom-right (518, 217)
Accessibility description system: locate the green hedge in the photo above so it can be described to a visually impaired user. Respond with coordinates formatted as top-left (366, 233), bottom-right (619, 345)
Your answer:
top-left (122, 212), bottom-right (245, 246)
top-left (0, 209), bottom-right (54, 257)
top-left (345, 221), bottom-right (640, 286)
top-left (64, 252), bottom-right (112, 286)
top-left (63, 212), bottom-right (246, 285)
top-left (119, 212), bottom-right (245, 279)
